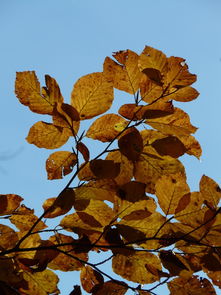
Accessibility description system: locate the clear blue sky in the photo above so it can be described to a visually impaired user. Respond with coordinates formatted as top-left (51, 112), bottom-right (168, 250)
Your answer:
top-left (1, 1), bottom-right (221, 294)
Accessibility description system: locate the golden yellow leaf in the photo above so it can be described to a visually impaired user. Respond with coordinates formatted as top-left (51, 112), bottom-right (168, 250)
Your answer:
top-left (74, 179), bottom-right (117, 203)
top-left (134, 145), bottom-right (185, 194)
top-left (177, 134), bottom-right (202, 159)
top-left (118, 128), bottom-right (143, 161)
top-left (0, 194), bottom-right (23, 216)
top-left (42, 189), bottom-right (75, 218)
top-left (165, 86), bottom-right (199, 102)
top-left (60, 199), bottom-right (114, 234)
top-left (164, 56), bottom-right (197, 89)
top-left (139, 73), bottom-right (163, 103)
top-left (92, 280), bottom-right (128, 295)
top-left (86, 114), bottom-right (127, 142)
top-left (168, 275), bottom-right (216, 295)
top-left (200, 175), bottom-right (221, 209)
top-left (104, 50), bottom-right (142, 94)
top-left (71, 72), bottom-right (113, 119)
top-left (48, 234), bottom-right (88, 271)
top-left (146, 107), bottom-right (197, 137)
top-left (21, 269), bottom-right (59, 295)
top-left (16, 232), bottom-right (41, 261)
top-left (106, 151), bottom-right (134, 185)
top-left (46, 151), bottom-right (77, 180)
top-left (155, 173), bottom-right (190, 215)
top-left (118, 101), bottom-right (174, 121)
top-left (80, 266), bottom-right (104, 293)
top-left (26, 121), bottom-right (70, 149)
top-left (112, 252), bottom-right (161, 284)
top-left (15, 71), bottom-right (63, 115)
top-left (139, 46), bottom-right (168, 74)
top-left (0, 224), bottom-right (18, 250)
top-left (10, 205), bottom-right (46, 232)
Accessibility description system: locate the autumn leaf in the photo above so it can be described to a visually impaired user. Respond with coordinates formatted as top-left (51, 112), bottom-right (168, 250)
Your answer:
top-left (0, 224), bottom-right (18, 250)
top-left (92, 281), bottom-right (128, 295)
top-left (15, 71), bottom-right (63, 115)
top-left (164, 86), bottom-right (199, 102)
top-left (155, 173), bottom-right (190, 215)
top-left (80, 266), bottom-right (104, 293)
top-left (76, 142), bottom-right (90, 162)
top-left (200, 175), bottom-right (221, 209)
top-left (0, 194), bottom-right (23, 216)
top-left (118, 128), bottom-right (143, 161)
top-left (71, 72), bottom-right (113, 119)
top-left (46, 151), bottom-right (77, 180)
top-left (26, 121), bottom-right (70, 149)
top-left (112, 252), bottom-right (162, 284)
top-left (86, 114), bottom-right (127, 142)
top-left (103, 50), bottom-right (142, 94)
top-left (151, 136), bottom-right (187, 158)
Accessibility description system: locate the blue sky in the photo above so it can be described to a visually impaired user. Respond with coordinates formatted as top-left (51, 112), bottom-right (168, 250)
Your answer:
top-left (1, 1), bottom-right (221, 294)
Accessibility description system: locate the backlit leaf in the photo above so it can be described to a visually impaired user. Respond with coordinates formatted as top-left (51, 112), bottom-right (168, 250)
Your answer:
top-left (77, 142), bottom-right (90, 162)
top-left (71, 72), bottom-right (113, 119)
top-left (146, 107), bottom-right (197, 137)
top-left (151, 136), bottom-right (187, 158)
top-left (46, 151), bottom-right (77, 180)
top-left (140, 73), bottom-right (163, 103)
top-left (0, 194), bottom-right (23, 216)
top-left (200, 175), bottom-right (221, 209)
top-left (155, 173), bottom-right (190, 215)
top-left (0, 224), bottom-right (18, 250)
top-left (112, 252), bottom-right (161, 284)
top-left (106, 151), bottom-right (134, 185)
top-left (26, 121), bottom-right (70, 149)
top-left (103, 50), bottom-right (142, 94)
top-left (48, 234), bottom-right (88, 271)
top-left (80, 266), bottom-right (104, 293)
top-left (86, 114), bottom-right (127, 142)
top-left (21, 269), bottom-right (59, 295)
top-left (165, 86), bottom-right (199, 102)
top-left (15, 71), bottom-right (63, 115)
top-left (168, 275), bottom-right (216, 295)
top-left (90, 159), bottom-right (120, 179)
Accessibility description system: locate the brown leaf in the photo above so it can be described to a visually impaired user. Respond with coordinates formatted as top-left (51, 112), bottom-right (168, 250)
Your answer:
top-left (140, 73), bottom-right (163, 103)
top-left (106, 151), bottom-right (134, 185)
top-left (76, 142), bottom-right (90, 162)
top-left (80, 266), bottom-right (104, 293)
top-left (118, 128), bottom-right (143, 161)
top-left (92, 281), bottom-right (128, 295)
top-left (86, 114), bottom-right (127, 142)
top-left (46, 151), bottom-right (77, 180)
top-left (69, 285), bottom-right (82, 295)
top-left (43, 189), bottom-right (75, 218)
top-left (151, 136), bottom-right (187, 158)
top-left (0, 224), bottom-right (18, 250)
top-left (26, 121), bottom-right (70, 149)
top-left (71, 72), bottom-right (113, 120)
top-left (0, 194), bottom-right (23, 215)
top-left (200, 175), bottom-right (221, 209)
top-left (15, 71), bottom-right (63, 115)
top-left (89, 159), bottom-right (120, 179)
top-left (112, 252), bottom-right (161, 284)
top-left (103, 50), bottom-right (142, 94)
top-left (117, 181), bottom-right (146, 202)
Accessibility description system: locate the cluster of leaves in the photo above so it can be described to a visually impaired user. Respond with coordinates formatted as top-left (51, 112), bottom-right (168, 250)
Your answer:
top-left (1, 46), bottom-right (221, 295)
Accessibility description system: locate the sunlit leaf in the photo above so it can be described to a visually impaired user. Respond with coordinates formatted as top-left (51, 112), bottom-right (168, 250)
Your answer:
top-left (112, 252), bottom-right (161, 284)
top-left (92, 281), bottom-right (128, 295)
top-left (155, 173), bottom-right (190, 215)
top-left (165, 86), bottom-right (199, 102)
top-left (168, 275), bottom-right (216, 295)
top-left (80, 266), bottom-right (104, 293)
top-left (48, 234), bottom-right (88, 271)
top-left (200, 175), bottom-right (221, 209)
top-left (0, 194), bottom-right (23, 216)
top-left (0, 224), bottom-right (18, 250)
top-left (46, 151), bottom-right (77, 180)
top-left (146, 107), bottom-right (197, 137)
top-left (26, 121), bottom-right (70, 149)
top-left (86, 114), bottom-right (127, 142)
top-left (103, 50), bottom-right (142, 94)
top-left (15, 71), bottom-right (63, 115)
top-left (71, 72), bottom-right (113, 119)
top-left (139, 73), bottom-right (163, 103)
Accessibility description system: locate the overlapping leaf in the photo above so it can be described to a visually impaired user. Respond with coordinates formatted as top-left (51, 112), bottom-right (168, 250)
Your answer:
top-left (0, 194), bottom-right (23, 215)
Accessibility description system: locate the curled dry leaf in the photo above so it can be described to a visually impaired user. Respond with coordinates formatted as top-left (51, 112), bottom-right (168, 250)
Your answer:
top-left (46, 151), bottom-right (77, 180)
